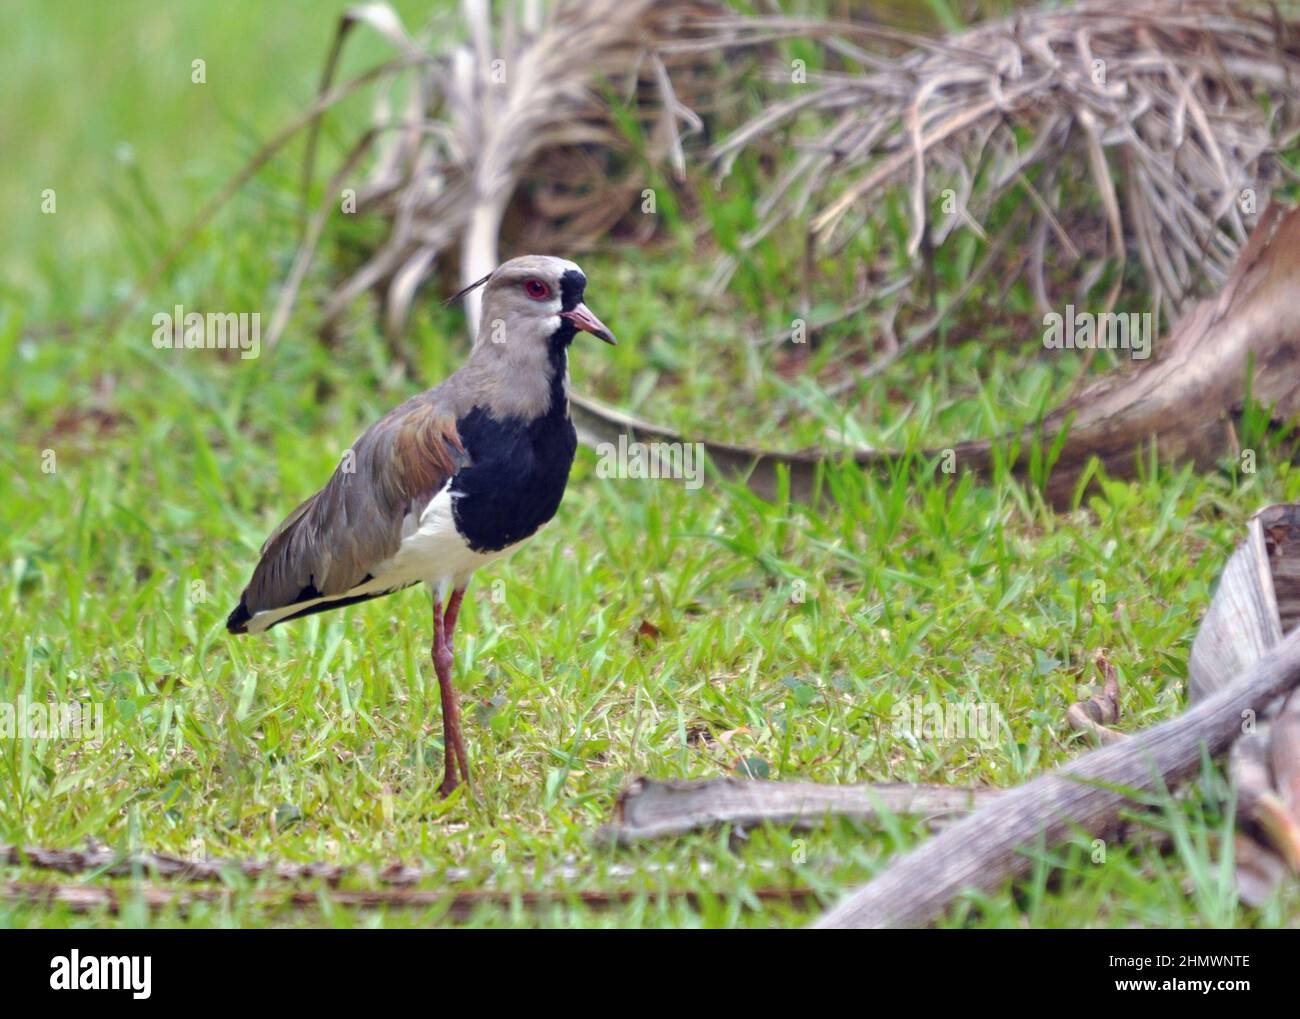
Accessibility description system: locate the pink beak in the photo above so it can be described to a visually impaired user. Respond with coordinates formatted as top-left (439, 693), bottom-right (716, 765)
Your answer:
top-left (560, 302), bottom-right (616, 345)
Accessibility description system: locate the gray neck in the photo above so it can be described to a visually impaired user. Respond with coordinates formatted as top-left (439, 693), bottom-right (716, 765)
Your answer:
top-left (451, 313), bottom-right (566, 421)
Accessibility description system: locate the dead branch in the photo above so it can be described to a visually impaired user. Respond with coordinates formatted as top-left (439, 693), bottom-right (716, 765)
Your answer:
top-left (596, 777), bottom-right (998, 845)
top-left (812, 625), bottom-right (1300, 928)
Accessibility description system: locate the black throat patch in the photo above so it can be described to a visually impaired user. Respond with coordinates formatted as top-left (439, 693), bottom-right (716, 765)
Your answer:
top-left (546, 267), bottom-right (587, 390)
top-left (558, 267), bottom-right (587, 312)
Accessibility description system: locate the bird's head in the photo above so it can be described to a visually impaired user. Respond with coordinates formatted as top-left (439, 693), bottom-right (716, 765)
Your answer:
top-left (463, 255), bottom-right (616, 351)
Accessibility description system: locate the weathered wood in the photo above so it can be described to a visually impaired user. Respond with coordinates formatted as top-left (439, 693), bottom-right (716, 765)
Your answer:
top-left (596, 777), bottom-right (998, 845)
top-left (813, 626), bottom-right (1300, 928)
top-left (1189, 502), bottom-right (1300, 887)
top-left (1188, 508), bottom-right (1283, 703)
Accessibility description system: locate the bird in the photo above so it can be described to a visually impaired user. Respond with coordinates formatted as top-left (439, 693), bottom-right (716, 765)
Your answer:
top-left (226, 255), bottom-right (615, 796)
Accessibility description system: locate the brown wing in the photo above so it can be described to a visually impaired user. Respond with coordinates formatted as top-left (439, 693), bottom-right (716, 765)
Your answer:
top-left (227, 395), bottom-right (468, 633)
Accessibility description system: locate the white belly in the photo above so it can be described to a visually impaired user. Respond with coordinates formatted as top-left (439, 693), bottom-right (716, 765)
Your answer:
top-left (374, 486), bottom-right (520, 596)
top-left (243, 487), bottom-right (522, 632)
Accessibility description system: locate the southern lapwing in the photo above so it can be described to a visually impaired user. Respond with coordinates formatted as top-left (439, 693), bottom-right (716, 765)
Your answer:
top-left (226, 255), bottom-right (615, 795)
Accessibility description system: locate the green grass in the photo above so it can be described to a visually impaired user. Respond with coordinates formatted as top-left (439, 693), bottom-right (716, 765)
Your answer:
top-left (4, 0), bottom-right (1300, 928)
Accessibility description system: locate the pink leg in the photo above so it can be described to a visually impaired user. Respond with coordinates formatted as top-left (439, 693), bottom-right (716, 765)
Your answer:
top-left (443, 587), bottom-right (466, 647)
top-left (433, 594), bottom-right (469, 796)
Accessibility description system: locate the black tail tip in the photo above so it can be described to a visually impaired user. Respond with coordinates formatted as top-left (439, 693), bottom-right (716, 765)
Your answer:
top-left (226, 600), bottom-right (251, 634)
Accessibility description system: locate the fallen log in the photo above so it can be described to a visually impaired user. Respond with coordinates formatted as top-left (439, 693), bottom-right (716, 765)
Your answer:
top-left (811, 626), bottom-right (1300, 928)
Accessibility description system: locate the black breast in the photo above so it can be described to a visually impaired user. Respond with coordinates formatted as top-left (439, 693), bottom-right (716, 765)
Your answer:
top-left (450, 406), bottom-right (577, 552)
top-left (450, 335), bottom-right (578, 553)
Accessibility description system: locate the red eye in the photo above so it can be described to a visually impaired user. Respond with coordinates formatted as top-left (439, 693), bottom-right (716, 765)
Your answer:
top-left (523, 279), bottom-right (551, 301)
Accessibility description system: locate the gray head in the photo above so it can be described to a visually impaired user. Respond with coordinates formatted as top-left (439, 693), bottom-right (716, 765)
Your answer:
top-left (463, 255), bottom-right (615, 350)
top-left (454, 255), bottom-right (615, 418)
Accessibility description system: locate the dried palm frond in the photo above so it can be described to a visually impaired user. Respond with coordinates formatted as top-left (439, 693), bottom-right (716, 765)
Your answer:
top-left (275, 1), bottom-right (1300, 353)
top-left (700, 0), bottom-right (1300, 318)
top-left (270, 0), bottom-right (729, 349)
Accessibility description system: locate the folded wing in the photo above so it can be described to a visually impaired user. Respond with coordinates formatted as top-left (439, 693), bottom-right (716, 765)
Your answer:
top-left (227, 396), bottom-right (468, 633)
